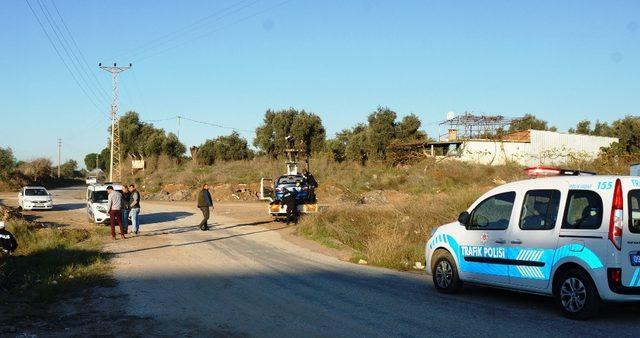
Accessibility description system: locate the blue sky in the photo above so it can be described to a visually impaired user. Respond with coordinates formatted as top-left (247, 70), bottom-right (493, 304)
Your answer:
top-left (1, 0), bottom-right (638, 167)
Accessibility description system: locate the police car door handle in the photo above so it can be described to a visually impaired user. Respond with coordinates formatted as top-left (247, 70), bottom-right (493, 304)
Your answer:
top-left (510, 239), bottom-right (523, 245)
top-left (494, 239), bottom-right (506, 244)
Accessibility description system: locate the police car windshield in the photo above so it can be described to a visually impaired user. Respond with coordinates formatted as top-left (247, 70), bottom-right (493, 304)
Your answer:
top-left (25, 188), bottom-right (48, 196)
top-left (92, 191), bottom-right (109, 203)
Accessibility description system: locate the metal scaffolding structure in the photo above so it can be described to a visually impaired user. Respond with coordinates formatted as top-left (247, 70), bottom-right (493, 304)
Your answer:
top-left (439, 113), bottom-right (515, 140)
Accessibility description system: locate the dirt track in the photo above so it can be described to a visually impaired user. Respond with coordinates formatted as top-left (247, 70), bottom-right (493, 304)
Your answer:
top-left (2, 186), bottom-right (640, 337)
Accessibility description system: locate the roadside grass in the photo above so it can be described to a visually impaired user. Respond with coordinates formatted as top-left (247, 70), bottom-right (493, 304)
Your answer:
top-left (0, 218), bottom-right (113, 302)
top-left (297, 188), bottom-right (486, 270)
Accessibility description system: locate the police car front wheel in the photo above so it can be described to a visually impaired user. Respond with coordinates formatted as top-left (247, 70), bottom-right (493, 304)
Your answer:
top-left (555, 268), bottom-right (600, 320)
top-left (432, 250), bottom-right (462, 293)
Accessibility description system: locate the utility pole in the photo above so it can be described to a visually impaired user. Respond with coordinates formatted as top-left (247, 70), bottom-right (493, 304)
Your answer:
top-left (57, 138), bottom-right (62, 178)
top-left (95, 153), bottom-right (99, 171)
top-left (99, 63), bottom-right (131, 182)
top-left (176, 115), bottom-right (181, 141)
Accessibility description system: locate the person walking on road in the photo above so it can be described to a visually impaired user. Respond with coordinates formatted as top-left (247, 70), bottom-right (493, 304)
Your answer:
top-left (0, 221), bottom-right (18, 257)
top-left (197, 183), bottom-right (213, 231)
top-left (107, 185), bottom-right (126, 240)
top-left (121, 185), bottom-right (131, 234)
top-left (128, 184), bottom-right (141, 235)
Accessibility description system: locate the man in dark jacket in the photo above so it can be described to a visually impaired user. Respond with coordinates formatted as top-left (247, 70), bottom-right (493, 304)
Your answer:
top-left (197, 183), bottom-right (213, 231)
top-left (121, 185), bottom-right (131, 234)
top-left (0, 221), bottom-right (18, 257)
top-left (280, 187), bottom-right (298, 225)
top-left (303, 170), bottom-right (318, 203)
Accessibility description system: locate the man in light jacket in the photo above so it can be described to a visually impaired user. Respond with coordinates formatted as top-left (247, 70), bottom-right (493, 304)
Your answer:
top-left (107, 186), bottom-right (126, 240)
top-left (197, 183), bottom-right (213, 231)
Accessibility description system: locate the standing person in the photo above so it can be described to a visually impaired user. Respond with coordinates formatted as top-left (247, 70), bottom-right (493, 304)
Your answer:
top-left (107, 185), bottom-right (126, 240)
top-left (128, 184), bottom-right (141, 235)
top-left (196, 183), bottom-right (213, 231)
top-left (303, 170), bottom-right (318, 203)
top-left (0, 221), bottom-right (18, 257)
top-left (281, 187), bottom-right (299, 225)
top-left (121, 185), bottom-right (131, 234)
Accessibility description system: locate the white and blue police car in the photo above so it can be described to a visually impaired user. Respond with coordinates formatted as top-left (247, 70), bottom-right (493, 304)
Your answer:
top-left (425, 166), bottom-right (640, 319)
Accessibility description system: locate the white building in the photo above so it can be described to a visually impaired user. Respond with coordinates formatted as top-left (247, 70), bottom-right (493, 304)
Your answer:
top-left (430, 130), bottom-right (618, 166)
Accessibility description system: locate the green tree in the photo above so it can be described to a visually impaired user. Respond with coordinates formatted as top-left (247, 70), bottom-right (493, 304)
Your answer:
top-left (366, 107), bottom-right (397, 159)
top-left (58, 159), bottom-right (78, 178)
top-left (196, 139), bottom-right (217, 165)
top-left (162, 133), bottom-right (186, 158)
top-left (213, 132), bottom-right (252, 161)
top-left (326, 129), bottom-right (352, 163)
top-left (592, 120), bottom-right (614, 137)
top-left (608, 116), bottom-right (640, 153)
top-left (0, 147), bottom-right (14, 173)
top-left (290, 112), bottom-right (326, 156)
top-left (111, 111), bottom-right (185, 160)
top-left (254, 108), bottom-right (326, 158)
top-left (345, 126), bottom-right (369, 165)
top-left (395, 114), bottom-right (426, 140)
top-left (195, 132), bottom-right (253, 165)
top-left (509, 114), bottom-right (554, 132)
top-left (569, 120), bottom-right (591, 135)
top-left (84, 153), bottom-right (102, 171)
top-left (20, 158), bottom-right (52, 181)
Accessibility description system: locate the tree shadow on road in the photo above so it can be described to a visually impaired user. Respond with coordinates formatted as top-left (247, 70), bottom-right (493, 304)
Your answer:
top-left (113, 226), bottom-right (288, 255)
top-left (139, 212), bottom-right (194, 224)
top-left (53, 202), bottom-right (85, 211)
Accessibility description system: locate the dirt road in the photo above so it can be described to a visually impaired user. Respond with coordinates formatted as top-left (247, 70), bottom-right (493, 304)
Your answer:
top-left (2, 186), bottom-right (639, 337)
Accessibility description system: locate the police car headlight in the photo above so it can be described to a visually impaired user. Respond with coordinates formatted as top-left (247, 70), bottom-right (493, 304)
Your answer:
top-left (96, 205), bottom-right (107, 213)
top-left (430, 228), bottom-right (437, 237)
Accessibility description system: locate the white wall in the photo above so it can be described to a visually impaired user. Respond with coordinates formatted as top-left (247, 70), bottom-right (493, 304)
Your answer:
top-left (457, 130), bottom-right (618, 166)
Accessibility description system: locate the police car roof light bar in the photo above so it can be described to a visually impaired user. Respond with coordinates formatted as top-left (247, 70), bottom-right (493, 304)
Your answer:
top-left (524, 166), bottom-right (597, 178)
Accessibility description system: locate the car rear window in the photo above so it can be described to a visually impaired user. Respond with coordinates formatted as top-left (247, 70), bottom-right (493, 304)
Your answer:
top-left (562, 190), bottom-right (603, 230)
top-left (519, 190), bottom-right (561, 230)
top-left (629, 190), bottom-right (640, 234)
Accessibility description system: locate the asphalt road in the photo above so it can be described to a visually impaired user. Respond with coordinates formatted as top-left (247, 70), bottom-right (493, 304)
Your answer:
top-left (3, 186), bottom-right (640, 337)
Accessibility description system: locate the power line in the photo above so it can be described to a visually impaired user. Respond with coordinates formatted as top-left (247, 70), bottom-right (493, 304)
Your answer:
top-left (113, 0), bottom-right (261, 61)
top-left (24, 0), bottom-right (109, 118)
top-left (48, 0), bottom-right (111, 101)
top-left (143, 115), bottom-right (254, 133)
top-left (35, 0), bottom-right (109, 106)
top-left (179, 115), bottom-right (254, 133)
top-left (132, 0), bottom-right (292, 63)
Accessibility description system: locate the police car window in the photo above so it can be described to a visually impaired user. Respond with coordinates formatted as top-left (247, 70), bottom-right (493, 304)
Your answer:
top-left (629, 190), bottom-right (640, 234)
top-left (469, 192), bottom-right (515, 230)
top-left (562, 190), bottom-right (603, 230)
top-left (519, 190), bottom-right (561, 230)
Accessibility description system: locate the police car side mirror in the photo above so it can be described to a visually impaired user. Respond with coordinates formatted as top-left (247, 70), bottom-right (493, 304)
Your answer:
top-left (458, 211), bottom-right (470, 226)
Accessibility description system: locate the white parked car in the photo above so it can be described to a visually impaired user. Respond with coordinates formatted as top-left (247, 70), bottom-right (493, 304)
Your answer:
top-left (85, 176), bottom-right (98, 185)
top-left (18, 186), bottom-right (53, 210)
top-left (425, 166), bottom-right (640, 319)
top-left (86, 183), bottom-right (123, 223)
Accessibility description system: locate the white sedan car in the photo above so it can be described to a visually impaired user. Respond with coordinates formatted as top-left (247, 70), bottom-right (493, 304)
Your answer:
top-left (18, 186), bottom-right (53, 210)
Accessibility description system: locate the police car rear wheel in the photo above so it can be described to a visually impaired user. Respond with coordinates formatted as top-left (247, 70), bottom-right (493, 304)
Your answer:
top-left (555, 268), bottom-right (600, 320)
top-left (432, 251), bottom-right (462, 293)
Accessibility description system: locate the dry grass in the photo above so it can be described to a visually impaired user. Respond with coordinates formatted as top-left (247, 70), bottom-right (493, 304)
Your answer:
top-left (298, 185), bottom-right (491, 270)
top-left (0, 218), bottom-right (112, 301)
